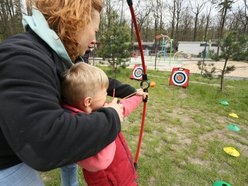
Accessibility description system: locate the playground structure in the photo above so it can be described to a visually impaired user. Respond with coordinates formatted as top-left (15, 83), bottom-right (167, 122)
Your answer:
top-left (130, 34), bottom-right (196, 71)
top-left (155, 34), bottom-right (174, 61)
top-left (155, 34), bottom-right (192, 61)
top-left (152, 34), bottom-right (183, 70)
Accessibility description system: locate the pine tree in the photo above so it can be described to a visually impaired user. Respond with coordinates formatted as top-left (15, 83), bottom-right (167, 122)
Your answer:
top-left (97, 9), bottom-right (131, 71)
top-left (219, 32), bottom-right (248, 91)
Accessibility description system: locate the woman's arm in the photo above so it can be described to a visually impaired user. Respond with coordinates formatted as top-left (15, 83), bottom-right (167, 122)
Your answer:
top-left (0, 35), bottom-right (121, 171)
top-left (107, 78), bottom-right (136, 98)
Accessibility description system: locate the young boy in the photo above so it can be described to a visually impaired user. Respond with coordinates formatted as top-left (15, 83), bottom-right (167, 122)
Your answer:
top-left (61, 62), bottom-right (147, 186)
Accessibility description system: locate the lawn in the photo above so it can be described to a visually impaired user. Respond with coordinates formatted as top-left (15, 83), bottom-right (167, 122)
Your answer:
top-left (42, 67), bottom-right (248, 186)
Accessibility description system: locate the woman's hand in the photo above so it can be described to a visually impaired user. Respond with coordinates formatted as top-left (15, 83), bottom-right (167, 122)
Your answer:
top-left (104, 98), bottom-right (124, 122)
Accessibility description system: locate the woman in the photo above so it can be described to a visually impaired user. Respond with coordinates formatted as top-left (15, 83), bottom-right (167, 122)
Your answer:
top-left (0, 0), bottom-right (136, 185)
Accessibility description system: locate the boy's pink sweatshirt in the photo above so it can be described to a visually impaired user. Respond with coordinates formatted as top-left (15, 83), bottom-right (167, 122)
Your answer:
top-left (77, 95), bottom-right (142, 172)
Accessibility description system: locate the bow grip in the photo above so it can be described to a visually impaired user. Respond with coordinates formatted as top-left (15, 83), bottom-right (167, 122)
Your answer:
top-left (140, 74), bottom-right (149, 103)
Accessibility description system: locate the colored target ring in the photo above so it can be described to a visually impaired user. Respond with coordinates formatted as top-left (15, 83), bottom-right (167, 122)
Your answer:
top-left (171, 71), bottom-right (188, 86)
top-left (132, 66), bottom-right (143, 79)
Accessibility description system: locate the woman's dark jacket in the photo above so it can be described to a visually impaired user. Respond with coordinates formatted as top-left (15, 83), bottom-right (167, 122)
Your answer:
top-left (0, 29), bottom-right (136, 171)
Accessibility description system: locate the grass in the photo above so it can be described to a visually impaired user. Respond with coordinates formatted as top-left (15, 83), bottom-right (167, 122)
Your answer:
top-left (42, 66), bottom-right (248, 186)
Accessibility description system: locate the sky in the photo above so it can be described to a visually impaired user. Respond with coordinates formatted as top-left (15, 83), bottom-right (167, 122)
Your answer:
top-left (20, 0), bottom-right (246, 24)
top-left (114, 0), bottom-right (246, 26)
top-left (20, 0), bottom-right (245, 14)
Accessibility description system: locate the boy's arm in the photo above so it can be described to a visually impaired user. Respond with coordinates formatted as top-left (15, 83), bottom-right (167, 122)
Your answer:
top-left (77, 95), bottom-right (143, 172)
top-left (77, 141), bottom-right (116, 172)
top-left (120, 95), bottom-right (143, 117)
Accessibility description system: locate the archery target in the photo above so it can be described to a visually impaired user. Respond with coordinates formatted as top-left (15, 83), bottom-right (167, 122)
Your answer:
top-left (169, 68), bottom-right (190, 87)
top-left (172, 71), bottom-right (187, 85)
top-left (130, 64), bottom-right (146, 80)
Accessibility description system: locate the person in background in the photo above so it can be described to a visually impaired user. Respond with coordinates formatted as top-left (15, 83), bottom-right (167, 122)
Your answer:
top-left (62, 62), bottom-right (148, 186)
top-left (0, 0), bottom-right (137, 185)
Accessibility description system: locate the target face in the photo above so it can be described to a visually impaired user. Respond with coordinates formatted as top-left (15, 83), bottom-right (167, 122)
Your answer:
top-left (169, 68), bottom-right (190, 87)
top-left (133, 66), bottom-right (143, 79)
top-left (172, 71), bottom-right (188, 86)
top-left (130, 64), bottom-right (146, 80)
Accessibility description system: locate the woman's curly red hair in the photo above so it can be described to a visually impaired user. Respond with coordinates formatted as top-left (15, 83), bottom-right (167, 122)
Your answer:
top-left (28, 0), bottom-right (103, 62)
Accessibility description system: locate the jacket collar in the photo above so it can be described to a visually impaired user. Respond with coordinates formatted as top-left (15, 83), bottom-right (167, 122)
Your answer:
top-left (22, 9), bottom-right (74, 71)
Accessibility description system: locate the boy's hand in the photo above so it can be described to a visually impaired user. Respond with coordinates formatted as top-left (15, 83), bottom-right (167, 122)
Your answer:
top-left (136, 88), bottom-right (148, 99)
top-left (104, 98), bottom-right (124, 122)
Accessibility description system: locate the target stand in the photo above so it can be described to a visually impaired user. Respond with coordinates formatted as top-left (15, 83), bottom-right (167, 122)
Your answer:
top-left (130, 64), bottom-right (146, 81)
top-left (169, 67), bottom-right (190, 88)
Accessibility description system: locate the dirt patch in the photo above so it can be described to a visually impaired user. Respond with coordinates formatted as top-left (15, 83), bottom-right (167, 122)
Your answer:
top-left (169, 108), bottom-right (201, 128)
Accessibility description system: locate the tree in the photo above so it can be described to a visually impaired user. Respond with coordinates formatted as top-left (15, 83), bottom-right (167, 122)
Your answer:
top-left (203, 0), bottom-right (216, 42)
top-left (169, 0), bottom-right (176, 39)
top-left (175, 0), bottom-right (184, 44)
top-left (228, 3), bottom-right (248, 34)
top-left (97, 10), bottom-right (131, 72)
top-left (245, 0), bottom-right (248, 32)
top-left (180, 6), bottom-right (193, 41)
top-left (219, 32), bottom-right (248, 92)
top-left (131, 0), bottom-right (153, 43)
top-left (0, 0), bottom-right (23, 40)
top-left (197, 61), bottom-right (216, 79)
top-left (216, 0), bottom-right (234, 56)
top-left (189, 0), bottom-right (207, 41)
top-left (136, 1), bottom-right (153, 32)
top-left (153, 0), bottom-right (165, 37)
top-left (168, 0), bottom-right (184, 43)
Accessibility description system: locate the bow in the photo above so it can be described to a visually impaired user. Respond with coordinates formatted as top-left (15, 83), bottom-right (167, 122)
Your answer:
top-left (127, 0), bottom-right (150, 169)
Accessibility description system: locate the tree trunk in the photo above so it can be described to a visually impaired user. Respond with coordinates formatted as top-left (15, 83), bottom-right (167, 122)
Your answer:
top-left (131, 21), bottom-right (134, 46)
top-left (175, 0), bottom-right (183, 43)
top-left (175, 17), bottom-right (179, 42)
top-left (244, 0), bottom-right (248, 32)
top-left (220, 8), bottom-right (228, 40)
top-left (144, 23), bottom-right (149, 41)
top-left (193, 13), bottom-right (199, 41)
top-left (217, 1), bottom-right (231, 56)
top-left (220, 58), bottom-right (228, 92)
top-left (154, 17), bottom-right (158, 37)
top-left (170, 0), bottom-right (176, 39)
top-left (203, 7), bottom-right (212, 41)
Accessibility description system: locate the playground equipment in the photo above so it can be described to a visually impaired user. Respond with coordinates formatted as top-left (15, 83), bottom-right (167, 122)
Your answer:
top-left (155, 34), bottom-right (174, 61)
top-left (153, 34), bottom-right (184, 70)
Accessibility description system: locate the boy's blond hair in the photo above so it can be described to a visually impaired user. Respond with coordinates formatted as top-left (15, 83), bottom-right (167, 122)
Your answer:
top-left (62, 62), bottom-right (109, 106)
